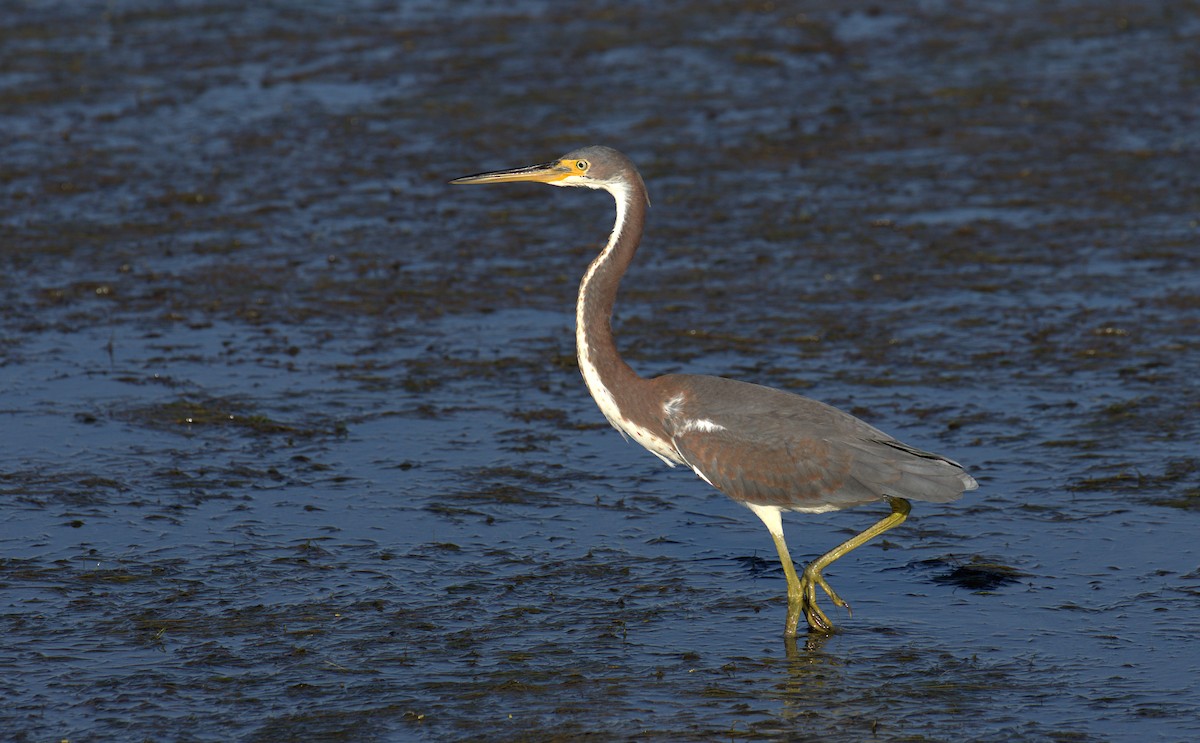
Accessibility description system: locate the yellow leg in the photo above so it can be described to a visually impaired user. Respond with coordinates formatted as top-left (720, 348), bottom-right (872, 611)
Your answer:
top-left (767, 529), bottom-right (806, 637)
top-left (777, 497), bottom-right (912, 634)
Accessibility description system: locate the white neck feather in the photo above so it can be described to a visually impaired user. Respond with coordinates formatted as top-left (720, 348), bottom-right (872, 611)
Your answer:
top-left (574, 181), bottom-right (629, 431)
top-left (573, 181), bottom-right (681, 467)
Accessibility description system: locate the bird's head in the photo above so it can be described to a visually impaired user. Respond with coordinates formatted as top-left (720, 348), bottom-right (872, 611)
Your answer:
top-left (451, 145), bottom-right (647, 204)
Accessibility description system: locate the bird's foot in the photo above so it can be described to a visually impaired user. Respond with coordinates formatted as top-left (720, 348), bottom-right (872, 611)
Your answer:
top-left (790, 565), bottom-right (851, 634)
top-left (805, 564), bottom-right (851, 613)
top-left (784, 591), bottom-right (833, 635)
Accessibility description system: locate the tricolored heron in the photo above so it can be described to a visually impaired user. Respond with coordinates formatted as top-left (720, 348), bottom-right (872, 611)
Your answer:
top-left (451, 146), bottom-right (977, 635)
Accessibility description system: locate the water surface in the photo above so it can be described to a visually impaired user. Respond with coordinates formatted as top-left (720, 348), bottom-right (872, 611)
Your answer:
top-left (1, 2), bottom-right (1198, 740)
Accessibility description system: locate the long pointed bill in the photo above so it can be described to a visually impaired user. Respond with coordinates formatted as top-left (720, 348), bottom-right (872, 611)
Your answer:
top-left (449, 159), bottom-right (573, 185)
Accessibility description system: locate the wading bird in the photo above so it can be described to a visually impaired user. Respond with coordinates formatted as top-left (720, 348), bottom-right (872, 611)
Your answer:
top-left (451, 146), bottom-right (976, 635)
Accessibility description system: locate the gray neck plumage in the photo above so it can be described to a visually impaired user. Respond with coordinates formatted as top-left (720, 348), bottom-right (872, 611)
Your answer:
top-left (574, 179), bottom-right (651, 426)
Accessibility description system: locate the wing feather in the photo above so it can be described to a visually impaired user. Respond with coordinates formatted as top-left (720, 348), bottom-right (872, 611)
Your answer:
top-left (658, 374), bottom-right (976, 512)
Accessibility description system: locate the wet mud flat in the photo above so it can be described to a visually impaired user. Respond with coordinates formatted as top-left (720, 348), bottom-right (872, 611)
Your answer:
top-left (1, 1), bottom-right (1198, 741)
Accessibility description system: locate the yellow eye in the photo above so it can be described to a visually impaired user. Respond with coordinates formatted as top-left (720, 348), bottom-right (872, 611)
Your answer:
top-left (575, 160), bottom-right (589, 171)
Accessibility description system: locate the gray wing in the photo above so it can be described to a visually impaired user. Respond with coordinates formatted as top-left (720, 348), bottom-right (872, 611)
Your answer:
top-left (660, 375), bottom-right (977, 511)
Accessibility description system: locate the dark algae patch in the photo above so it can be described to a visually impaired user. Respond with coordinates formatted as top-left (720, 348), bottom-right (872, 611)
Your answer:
top-left (121, 397), bottom-right (341, 438)
top-left (925, 555), bottom-right (1030, 592)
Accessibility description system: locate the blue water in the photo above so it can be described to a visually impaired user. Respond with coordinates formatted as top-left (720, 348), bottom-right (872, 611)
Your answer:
top-left (2, 2), bottom-right (1198, 741)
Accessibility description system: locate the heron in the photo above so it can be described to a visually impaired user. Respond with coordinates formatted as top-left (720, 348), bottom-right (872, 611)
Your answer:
top-left (450, 146), bottom-right (977, 635)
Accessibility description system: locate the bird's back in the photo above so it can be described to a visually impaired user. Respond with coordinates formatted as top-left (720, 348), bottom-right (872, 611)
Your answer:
top-left (653, 374), bottom-right (977, 512)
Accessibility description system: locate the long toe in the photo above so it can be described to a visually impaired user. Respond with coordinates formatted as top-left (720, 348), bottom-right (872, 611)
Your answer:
top-left (798, 573), bottom-right (835, 632)
top-left (803, 599), bottom-right (834, 633)
top-left (805, 566), bottom-right (852, 614)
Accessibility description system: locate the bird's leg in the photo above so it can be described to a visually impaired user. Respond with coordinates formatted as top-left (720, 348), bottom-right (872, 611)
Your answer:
top-left (799, 496), bottom-right (912, 632)
top-left (766, 530), bottom-right (807, 637)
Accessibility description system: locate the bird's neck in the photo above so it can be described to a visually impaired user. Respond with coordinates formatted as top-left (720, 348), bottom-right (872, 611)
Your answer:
top-left (575, 181), bottom-right (654, 430)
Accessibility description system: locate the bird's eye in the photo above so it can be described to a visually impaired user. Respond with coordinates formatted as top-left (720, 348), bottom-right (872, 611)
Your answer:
top-left (576, 160), bottom-right (589, 171)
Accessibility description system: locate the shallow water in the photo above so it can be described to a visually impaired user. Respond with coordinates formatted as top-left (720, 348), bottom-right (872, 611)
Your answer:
top-left (2, 1), bottom-right (1198, 740)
